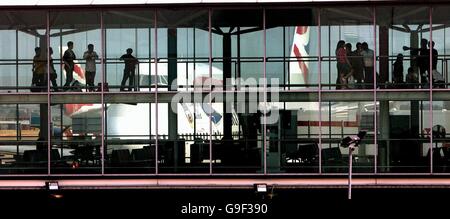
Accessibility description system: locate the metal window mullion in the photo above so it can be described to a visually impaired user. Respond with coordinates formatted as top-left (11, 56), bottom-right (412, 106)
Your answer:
top-left (155, 10), bottom-right (159, 175)
top-left (318, 8), bottom-right (322, 174)
top-left (47, 11), bottom-right (51, 176)
top-left (209, 8), bottom-right (213, 175)
top-left (373, 7), bottom-right (378, 174)
top-left (429, 7), bottom-right (434, 174)
top-left (101, 10), bottom-right (105, 175)
top-left (263, 8), bottom-right (267, 175)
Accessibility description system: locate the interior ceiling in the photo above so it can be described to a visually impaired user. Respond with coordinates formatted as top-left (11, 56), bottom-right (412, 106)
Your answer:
top-left (0, 7), bottom-right (445, 38)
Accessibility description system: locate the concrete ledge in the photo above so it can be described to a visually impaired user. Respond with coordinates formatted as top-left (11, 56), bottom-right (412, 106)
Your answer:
top-left (0, 90), bottom-right (446, 104)
top-left (3, 178), bottom-right (450, 190)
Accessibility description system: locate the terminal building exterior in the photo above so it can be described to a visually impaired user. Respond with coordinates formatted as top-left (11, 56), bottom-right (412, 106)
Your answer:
top-left (0, 0), bottom-right (449, 190)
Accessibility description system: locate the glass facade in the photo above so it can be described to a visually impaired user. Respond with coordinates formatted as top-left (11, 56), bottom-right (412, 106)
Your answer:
top-left (0, 5), bottom-right (449, 176)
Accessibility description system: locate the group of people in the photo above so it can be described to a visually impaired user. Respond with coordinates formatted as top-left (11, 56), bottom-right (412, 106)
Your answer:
top-left (335, 41), bottom-right (374, 89)
top-left (32, 41), bottom-right (139, 92)
top-left (395, 38), bottom-right (444, 88)
top-left (335, 38), bottom-right (445, 90)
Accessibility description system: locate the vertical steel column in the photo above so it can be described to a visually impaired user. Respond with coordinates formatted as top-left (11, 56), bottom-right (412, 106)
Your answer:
top-left (222, 35), bottom-right (232, 140)
top-left (167, 25), bottom-right (179, 172)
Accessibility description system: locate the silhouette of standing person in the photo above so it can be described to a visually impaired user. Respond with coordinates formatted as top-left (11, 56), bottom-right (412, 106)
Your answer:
top-left (83, 44), bottom-right (99, 92)
top-left (361, 42), bottom-right (374, 88)
top-left (33, 47), bottom-right (46, 91)
top-left (63, 41), bottom-right (76, 90)
top-left (428, 41), bottom-right (444, 88)
top-left (335, 40), bottom-right (352, 89)
top-left (429, 41), bottom-right (438, 71)
top-left (351, 42), bottom-right (365, 89)
top-left (120, 48), bottom-right (139, 91)
top-left (403, 38), bottom-right (429, 87)
top-left (393, 53), bottom-right (404, 87)
top-left (49, 47), bottom-right (59, 92)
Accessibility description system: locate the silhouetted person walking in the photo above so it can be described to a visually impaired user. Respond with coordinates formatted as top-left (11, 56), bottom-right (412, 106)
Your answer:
top-left (32, 47), bottom-right (42, 91)
top-left (63, 41), bottom-right (76, 90)
top-left (120, 48), bottom-right (139, 91)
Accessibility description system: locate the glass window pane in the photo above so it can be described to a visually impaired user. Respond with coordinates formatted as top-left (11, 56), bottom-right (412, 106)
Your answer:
top-left (105, 103), bottom-right (153, 174)
top-left (50, 10), bottom-right (101, 92)
top-left (0, 11), bottom-right (46, 92)
top-left (266, 8), bottom-right (319, 90)
top-left (51, 101), bottom-right (102, 174)
top-left (432, 6), bottom-right (449, 88)
top-left (430, 100), bottom-right (450, 173)
top-left (376, 6), bottom-right (430, 89)
top-left (377, 99), bottom-right (431, 173)
top-left (157, 9), bottom-right (208, 91)
top-left (321, 101), bottom-right (375, 173)
top-left (0, 104), bottom-right (46, 174)
top-left (267, 101), bottom-right (320, 173)
top-left (321, 7), bottom-right (374, 90)
top-left (104, 10), bottom-right (155, 92)
top-left (211, 9), bottom-right (263, 89)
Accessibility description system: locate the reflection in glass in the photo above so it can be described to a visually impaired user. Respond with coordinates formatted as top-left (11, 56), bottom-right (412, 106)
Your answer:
top-left (105, 103), bottom-right (153, 174)
top-left (432, 6), bottom-right (450, 89)
top-left (211, 9), bottom-right (263, 90)
top-left (377, 101), bottom-right (430, 173)
top-left (157, 9), bottom-right (208, 91)
top-left (430, 101), bottom-right (449, 173)
top-left (0, 104), bottom-right (46, 174)
top-left (266, 8), bottom-right (319, 90)
top-left (322, 101), bottom-right (375, 173)
top-left (267, 102), bottom-right (320, 173)
top-left (51, 103), bottom-right (102, 174)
